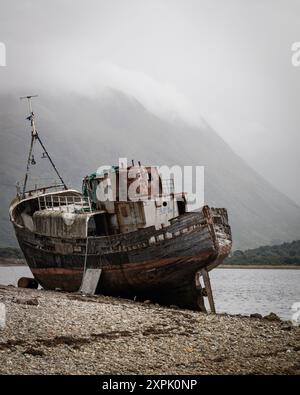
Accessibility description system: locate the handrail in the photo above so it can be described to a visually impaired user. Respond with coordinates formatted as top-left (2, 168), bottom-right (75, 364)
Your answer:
top-left (23, 184), bottom-right (66, 195)
top-left (37, 194), bottom-right (92, 213)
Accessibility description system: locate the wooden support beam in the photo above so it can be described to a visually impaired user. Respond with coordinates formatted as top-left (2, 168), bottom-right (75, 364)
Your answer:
top-left (200, 268), bottom-right (216, 314)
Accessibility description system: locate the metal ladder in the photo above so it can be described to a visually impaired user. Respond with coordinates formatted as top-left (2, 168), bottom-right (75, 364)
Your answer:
top-left (79, 237), bottom-right (102, 295)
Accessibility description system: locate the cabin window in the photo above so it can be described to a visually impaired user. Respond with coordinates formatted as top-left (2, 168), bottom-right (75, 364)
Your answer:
top-left (177, 200), bottom-right (186, 215)
top-left (213, 216), bottom-right (222, 224)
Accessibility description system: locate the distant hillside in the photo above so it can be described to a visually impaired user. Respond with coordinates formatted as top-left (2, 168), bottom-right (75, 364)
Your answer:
top-left (0, 247), bottom-right (25, 266)
top-left (225, 240), bottom-right (300, 266)
top-left (0, 247), bottom-right (23, 259)
top-left (1, 90), bottom-right (300, 249)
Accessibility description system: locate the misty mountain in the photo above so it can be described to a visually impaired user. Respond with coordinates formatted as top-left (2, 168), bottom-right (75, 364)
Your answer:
top-left (1, 89), bottom-right (300, 249)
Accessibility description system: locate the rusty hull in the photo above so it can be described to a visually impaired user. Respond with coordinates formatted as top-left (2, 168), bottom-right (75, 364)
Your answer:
top-left (13, 207), bottom-right (231, 310)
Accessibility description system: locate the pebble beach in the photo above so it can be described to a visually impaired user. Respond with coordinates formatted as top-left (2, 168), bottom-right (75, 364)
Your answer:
top-left (0, 285), bottom-right (299, 375)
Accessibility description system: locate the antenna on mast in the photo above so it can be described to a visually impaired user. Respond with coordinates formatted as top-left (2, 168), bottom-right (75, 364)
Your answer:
top-left (20, 95), bottom-right (68, 197)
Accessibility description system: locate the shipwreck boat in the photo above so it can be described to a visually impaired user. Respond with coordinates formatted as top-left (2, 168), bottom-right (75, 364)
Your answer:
top-left (9, 96), bottom-right (232, 311)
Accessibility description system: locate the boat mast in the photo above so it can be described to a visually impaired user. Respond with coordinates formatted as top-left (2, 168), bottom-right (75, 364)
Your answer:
top-left (20, 95), bottom-right (68, 197)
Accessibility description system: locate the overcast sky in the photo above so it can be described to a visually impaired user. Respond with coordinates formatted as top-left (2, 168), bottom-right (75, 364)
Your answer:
top-left (0, 0), bottom-right (300, 204)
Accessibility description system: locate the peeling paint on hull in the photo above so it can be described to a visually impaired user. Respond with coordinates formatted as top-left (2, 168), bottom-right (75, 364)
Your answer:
top-left (14, 211), bottom-right (230, 310)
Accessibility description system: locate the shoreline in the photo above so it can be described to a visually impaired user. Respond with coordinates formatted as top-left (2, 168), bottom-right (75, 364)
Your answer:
top-left (219, 264), bottom-right (300, 269)
top-left (0, 258), bottom-right (26, 267)
top-left (0, 286), bottom-right (299, 374)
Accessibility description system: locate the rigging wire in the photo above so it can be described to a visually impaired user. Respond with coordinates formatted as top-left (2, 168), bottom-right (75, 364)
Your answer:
top-left (20, 95), bottom-right (68, 196)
